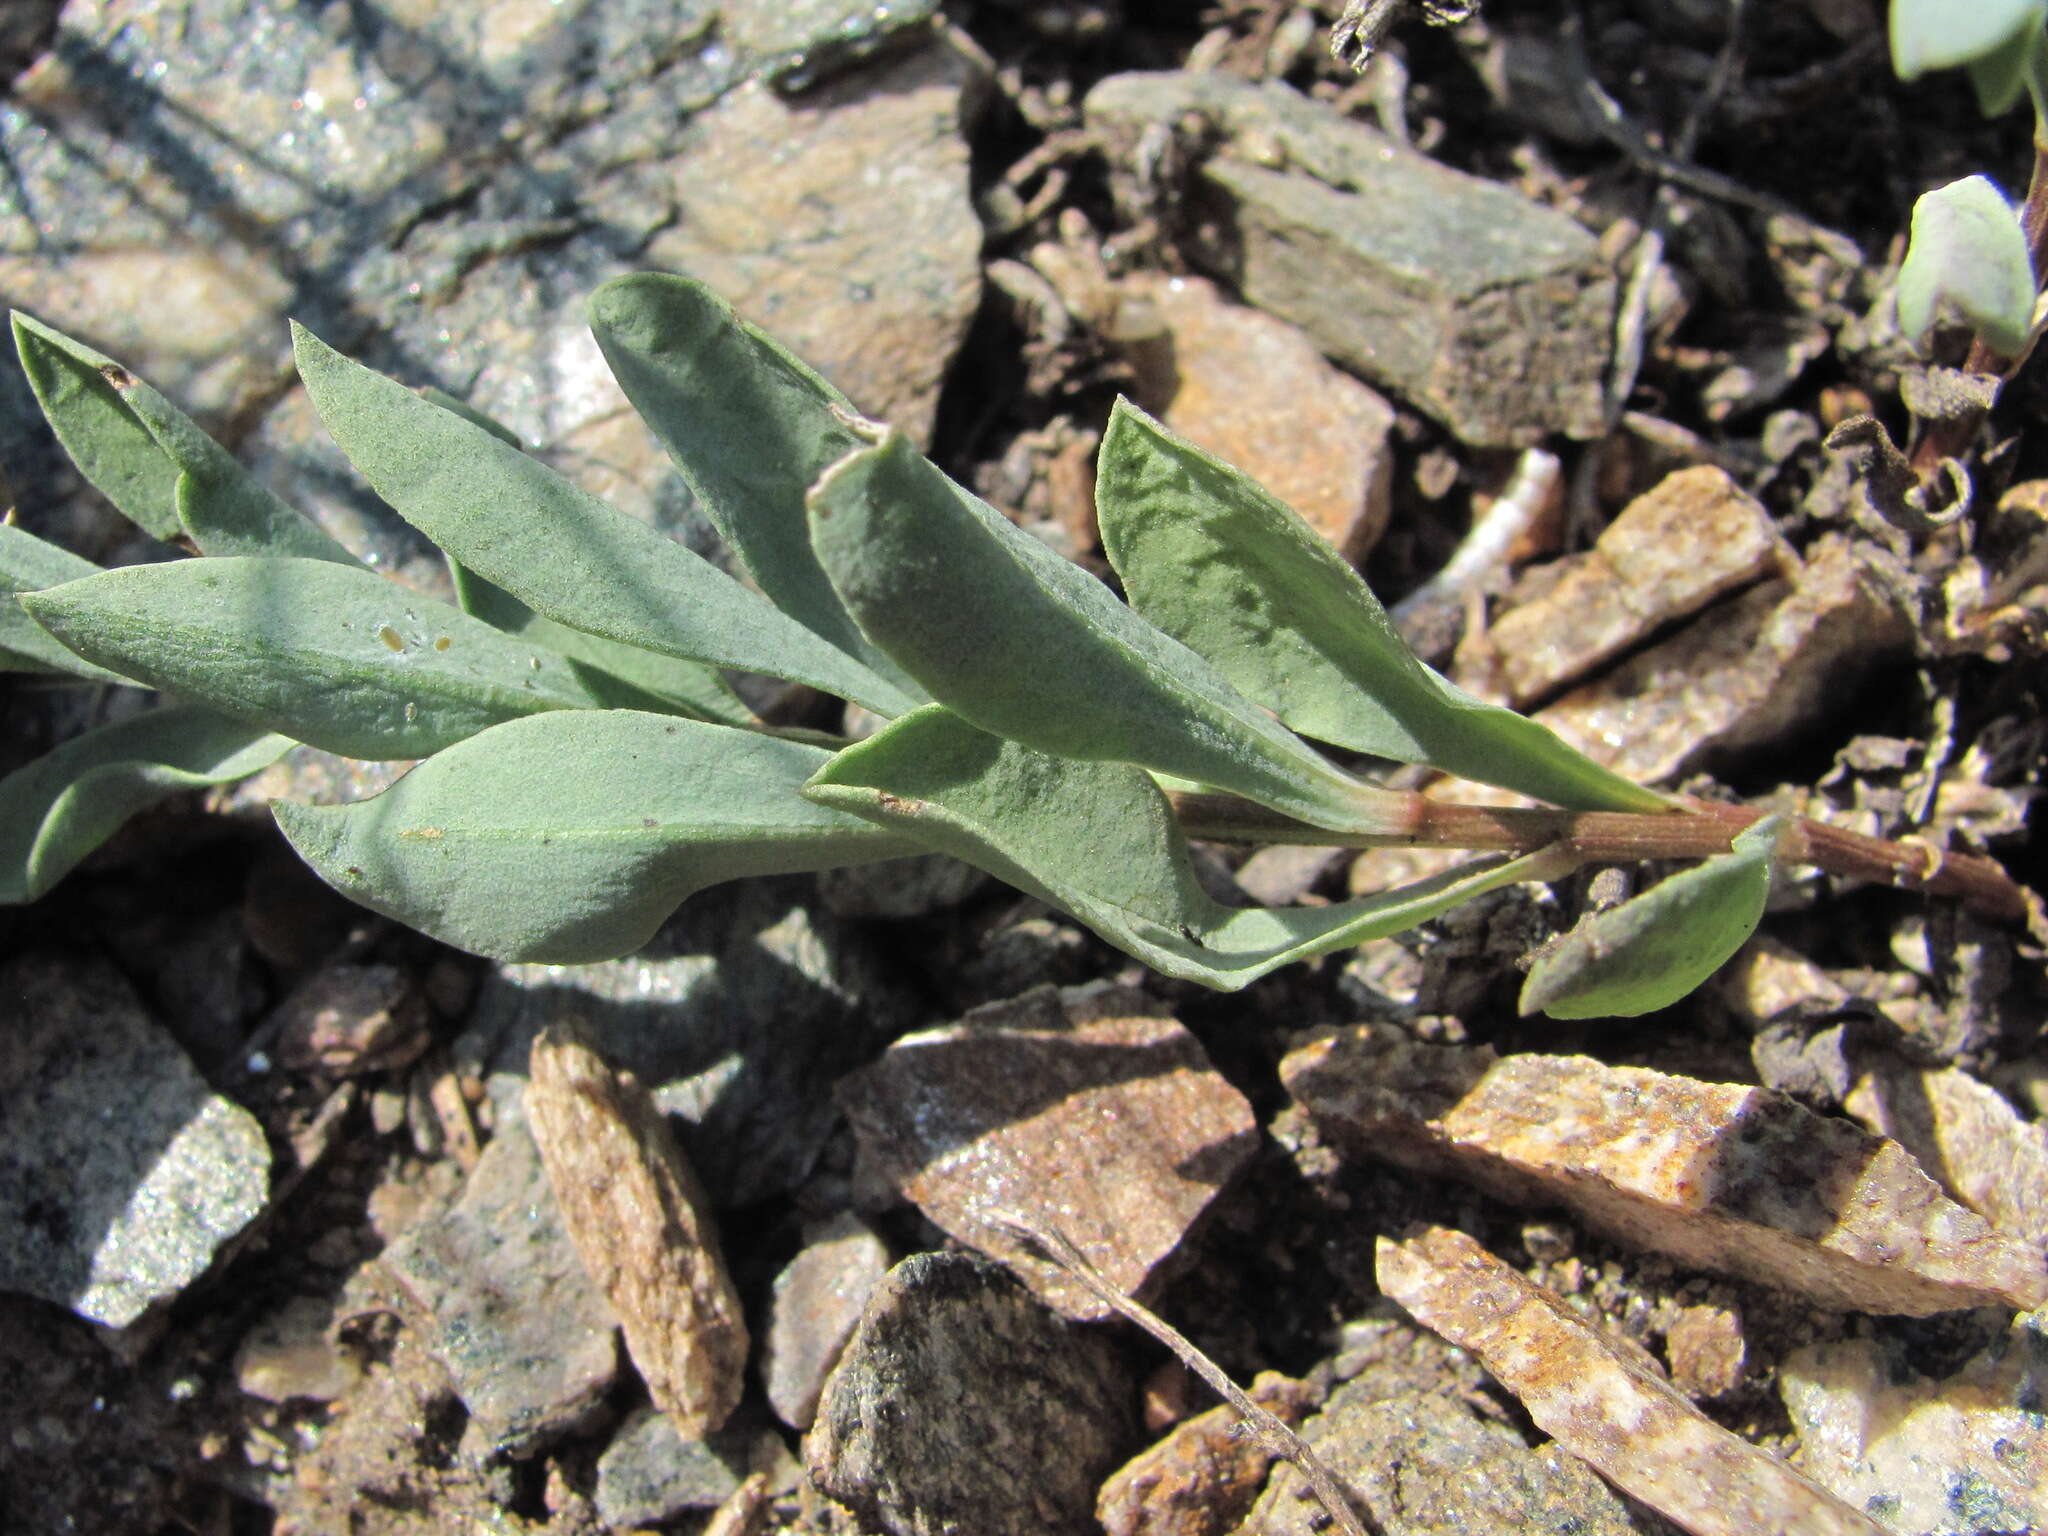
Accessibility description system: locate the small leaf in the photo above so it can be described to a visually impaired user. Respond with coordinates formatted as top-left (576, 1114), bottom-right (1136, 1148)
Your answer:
top-left (291, 322), bottom-right (918, 718)
top-left (805, 704), bottom-right (1562, 989)
top-left (446, 556), bottom-right (758, 726)
top-left (1097, 401), bottom-right (1671, 814)
top-left (808, 428), bottom-right (1414, 836)
top-left (1519, 816), bottom-right (1782, 1020)
top-left (275, 711), bottom-right (917, 963)
top-left (589, 273), bottom-right (919, 698)
top-left (0, 525), bottom-right (131, 682)
top-left (0, 706), bottom-right (290, 903)
top-left (1898, 176), bottom-right (2038, 357)
top-left (22, 556), bottom-right (610, 759)
top-left (12, 312), bottom-right (358, 563)
top-left (1891, 0), bottom-right (2045, 81)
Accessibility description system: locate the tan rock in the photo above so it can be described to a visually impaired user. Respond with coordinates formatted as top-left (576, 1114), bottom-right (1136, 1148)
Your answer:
top-left (1096, 1372), bottom-right (1313, 1536)
top-left (1485, 466), bottom-right (1789, 707)
top-left (837, 984), bottom-right (1260, 1321)
top-left (1119, 272), bottom-right (1395, 562)
top-left (1529, 535), bottom-right (1910, 785)
top-left (1283, 1026), bottom-right (2048, 1314)
top-left (1665, 1301), bottom-right (1747, 1400)
top-left (1844, 1063), bottom-right (2048, 1259)
top-left (1378, 1226), bottom-right (1888, 1536)
top-left (762, 1213), bottom-right (892, 1432)
top-left (526, 1024), bottom-right (748, 1437)
top-left (1781, 1313), bottom-right (2048, 1534)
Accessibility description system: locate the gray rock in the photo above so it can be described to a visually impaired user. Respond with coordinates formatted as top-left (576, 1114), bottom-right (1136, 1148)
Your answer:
top-left (595, 1404), bottom-right (796, 1530)
top-left (817, 853), bottom-right (990, 919)
top-left (0, 952), bottom-right (270, 1329)
top-left (763, 1212), bottom-right (893, 1430)
top-left (1239, 1377), bottom-right (1669, 1536)
top-left (1086, 71), bottom-right (1613, 448)
top-left (807, 1251), bottom-right (1135, 1536)
top-left (382, 1096), bottom-right (618, 1457)
top-left (460, 878), bottom-right (917, 1207)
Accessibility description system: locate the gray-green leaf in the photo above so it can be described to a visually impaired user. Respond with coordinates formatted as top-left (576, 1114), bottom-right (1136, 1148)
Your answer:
top-left (12, 312), bottom-right (358, 562)
top-left (21, 556), bottom-right (610, 759)
top-left (1890, 0), bottom-right (2044, 80)
top-left (0, 706), bottom-right (291, 902)
top-left (805, 704), bottom-right (1561, 989)
top-left (808, 427), bottom-right (1414, 836)
top-left (291, 322), bottom-right (918, 718)
top-left (0, 525), bottom-right (131, 682)
top-left (275, 711), bottom-right (918, 963)
top-left (1897, 176), bottom-right (2038, 358)
top-left (1097, 401), bottom-right (1671, 813)
top-left (588, 273), bottom-right (919, 698)
top-left (1519, 816), bottom-right (1781, 1019)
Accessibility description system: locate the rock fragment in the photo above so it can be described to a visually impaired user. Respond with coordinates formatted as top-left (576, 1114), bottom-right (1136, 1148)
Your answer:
top-left (1482, 466), bottom-right (1790, 707)
top-left (594, 1405), bottom-right (794, 1533)
top-left (1096, 1372), bottom-right (1314, 1536)
top-left (1377, 1226), bottom-right (1887, 1536)
top-left (271, 963), bottom-right (431, 1077)
top-left (1526, 535), bottom-right (1910, 784)
top-left (1119, 271), bottom-right (1396, 561)
top-left (837, 984), bottom-right (1260, 1321)
top-left (1780, 1312), bottom-right (2048, 1535)
top-left (1086, 71), bottom-right (1613, 447)
top-left (762, 1212), bottom-right (893, 1431)
top-left (1237, 1370), bottom-right (1657, 1536)
top-left (526, 1024), bottom-right (748, 1437)
top-left (806, 1251), bottom-right (1134, 1536)
top-left (1282, 1026), bottom-right (2048, 1314)
top-left (234, 1293), bottom-right (361, 1405)
top-left (0, 952), bottom-right (270, 1329)
top-left (1843, 1062), bottom-right (2048, 1259)
top-left (1664, 1301), bottom-right (1747, 1401)
top-left (382, 1101), bottom-right (617, 1456)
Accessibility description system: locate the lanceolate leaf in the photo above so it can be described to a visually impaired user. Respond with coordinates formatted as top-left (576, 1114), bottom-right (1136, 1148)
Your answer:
top-left (805, 704), bottom-right (1562, 989)
top-left (1519, 816), bottom-right (1782, 1020)
top-left (275, 711), bottom-right (918, 963)
top-left (1096, 402), bottom-right (1670, 814)
top-left (0, 706), bottom-right (291, 903)
top-left (0, 525), bottom-right (131, 682)
top-left (445, 557), bottom-right (758, 726)
top-left (292, 323), bottom-right (917, 718)
top-left (12, 312), bottom-right (358, 563)
top-left (808, 429), bottom-right (1415, 837)
top-left (22, 557), bottom-right (610, 759)
top-left (589, 273), bottom-right (920, 700)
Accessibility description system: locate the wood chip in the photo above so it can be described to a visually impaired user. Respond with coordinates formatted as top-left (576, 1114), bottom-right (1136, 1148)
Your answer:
top-left (1285, 1026), bottom-right (2048, 1314)
top-left (526, 1022), bottom-right (748, 1437)
top-left (1377, 1226), bottom-right (1888, 1536)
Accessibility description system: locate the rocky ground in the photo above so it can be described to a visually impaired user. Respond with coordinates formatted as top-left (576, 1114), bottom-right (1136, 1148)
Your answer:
top-left (2, 1), bottom-right (2046, 1533)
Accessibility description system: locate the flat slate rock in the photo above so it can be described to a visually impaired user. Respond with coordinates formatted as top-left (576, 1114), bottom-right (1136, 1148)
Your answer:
top-left (763, 1212), bottom-right (894, 1431)
top-left (807, 1251), bottom-right (1135, 1536)
top-left (0, 951), bottom-right (269, 1329)
top-left (462, 877), bottom-right (916, 1208)
top-left (382, 1096), bottom-right (618, 1457)
top-left (837, 983), bottom-right (1259, 1320)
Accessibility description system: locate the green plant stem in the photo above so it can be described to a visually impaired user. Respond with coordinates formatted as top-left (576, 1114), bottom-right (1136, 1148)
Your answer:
top-left (1168, 790), bottom-right (2031, 922)
top-left (1910, 134), bottom-right (2048, 478)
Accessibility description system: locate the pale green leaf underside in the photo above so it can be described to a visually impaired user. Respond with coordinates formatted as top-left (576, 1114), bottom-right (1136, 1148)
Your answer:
top-left (589, 273), bottom-right (921, 701)
top-left (275, 711), bottom-right (918, 963)
top-left (808, 429), bottom-right (1411, 836)
top-left (446, 556), bottom-right (757, 726)
top-left (0, 706), bottom-right (291, 903)
top-left (290, 323), bottom-right (916, 718)
top-left (0, 525), bottom-right (132, 683)
top-left (1898, 176), bottom-right (2037, 357)
top-left (1891, 0), bottom-right (2044, 80)
top-left (1519, 816), bottom-right (1781, 1019)
top-left (1097, 401), bottom-right (1670, 814)
top-left (22, 557), bottom-right (608, 759)
top-left (12, 312), bottom-right (358, 563)
top-left (805, 704), bottom-right (1556, 990)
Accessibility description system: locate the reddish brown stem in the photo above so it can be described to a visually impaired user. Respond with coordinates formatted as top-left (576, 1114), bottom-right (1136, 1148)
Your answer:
top-left (1168, 791), bottom-right (2031, 923)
